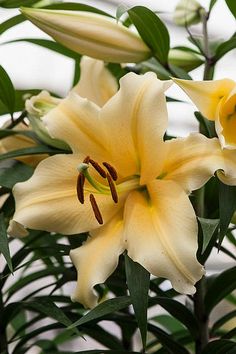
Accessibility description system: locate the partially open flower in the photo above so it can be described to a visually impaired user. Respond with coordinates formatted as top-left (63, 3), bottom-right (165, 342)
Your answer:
top-left (21, 7), bottom-right (151, 63)
top-left (173, 78), bottom-right (236, 149)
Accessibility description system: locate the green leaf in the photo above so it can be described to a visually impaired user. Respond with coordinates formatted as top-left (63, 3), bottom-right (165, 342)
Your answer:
top-left (218, 181), bottom-right (236, 246)
top-left (194, 111), bottom-right (216, 138)
top-left (198, 217), bottom-right (219, 256)
top-left (202, 339), bottom-right (236, 354)
top-left (205, 267), bottom-right (236, 314)
top-left (225, 0), bottom-right (236, 19)
top-left (141, 58), bottom-right (170, 79)
top-left (73, 59), bottom-right (81, 87)
top-left (125, 255), bottom-right (150, 349)
top-left (0, 89), bottom-right (40, 116)
top-left (128, 6), bottom-right (170, 64)
top-left (168, 64), bottom-right (192, 80)
top-left (45, 2), bottom-right (112, 17)
top-left (209, 0), bottom-right (218, 12)
top-left (215, 35), bottom-right (236, 60)
top-left (6, 38), bottom-right (81, 60)
top-left (68, 296), bottom-right (131, 329)
top-left (116, 4), bottom-right (130, 21)
top-left (26, 297), bottom-right (73, 327)
top-left (151, 314), bottom-right (186, 333)
top-left (0, 161), bottom-right (33, 188)
top-left (0, 145), bottom-right (67, 161)
top-left (211, 310), bottom-right (236, 334)
top-left (0, 65), bottom-right (15, 114)
top-left (149, 296), bottom-right (199, 339)
top-left (0, 14), bottom-right (25, 35)
top-left (0, 0), bottom-right (39, 8)
top-left (0, 213), bottom-right (13, 272)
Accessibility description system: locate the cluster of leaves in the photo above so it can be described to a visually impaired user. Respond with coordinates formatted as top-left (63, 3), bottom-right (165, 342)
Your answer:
top-left (0, 0), bottom-right (236, 353)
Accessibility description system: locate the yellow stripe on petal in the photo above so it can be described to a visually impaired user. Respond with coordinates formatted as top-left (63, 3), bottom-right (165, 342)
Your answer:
top-left (73, 56), bottom-right (118, 107)
top-left (124, 181), bottom-right (204, 294)
top-left (173, 78), bottom-right (235, 120)
top-left (70, 213), bottom-right (124, 308)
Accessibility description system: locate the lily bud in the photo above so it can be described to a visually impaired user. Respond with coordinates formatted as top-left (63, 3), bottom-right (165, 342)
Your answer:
top-left (168, 49), bottom-right (203, 71)
top-left (20, 7), bottom-right (151, 63)
top-left (173, 0), bottom-right (204, 26)
top-left (26, 91), bottom-right (69, 150)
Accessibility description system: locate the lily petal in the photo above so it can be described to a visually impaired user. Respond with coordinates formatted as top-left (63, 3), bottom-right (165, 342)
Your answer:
top-left (124, 180), bottom-right (204, 294)
top-left (73, 56), bottom-right (118, 107)
top-left (11, 154), bottom-right (123, 235)
top-left (43, 92), bottom-right (109, 161)
top-left (70, 213), bottom-right (124, 308)
top-left (173, 78), bottom-right (235, 120)
top-left (161, 134), bottom-right (226, 193)
top-left (215, 86), bottom-right (236, 149)
top-left (101, 72), bottom-right (172, 181)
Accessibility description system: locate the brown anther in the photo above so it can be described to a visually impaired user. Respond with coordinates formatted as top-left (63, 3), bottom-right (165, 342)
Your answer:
top-left (76, 173), bottom-right (85, 204)
top-left (83, 156), bottom-right (90, 164)
top-left (89, 159), bottom-right (107, 178)
top-left (89, 194), bottom-right (103, 224)
top-left (103, 162), bottom-right (118, 181)
top-left (106, 173), bottom-right (118, 203)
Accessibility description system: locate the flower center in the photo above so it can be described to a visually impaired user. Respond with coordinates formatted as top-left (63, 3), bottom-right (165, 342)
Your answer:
top-left (76, 156), bottom-right (139, 224)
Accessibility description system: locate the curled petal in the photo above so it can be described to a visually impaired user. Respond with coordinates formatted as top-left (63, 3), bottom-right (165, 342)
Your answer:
top-left (70, 214), bottom-right (124, 308)
top-left (173, 78), bottom-right (235, 120)
top-left (161, 134), bottom-right (227, 193)
top-left (124, 180), bottom-right (204, 294)
top-left (101, 72), bottom-right (172, 180)
top-left (73, 56), bottom-right (118, 107)
top-left (11, 154), bottom-right (123, 236)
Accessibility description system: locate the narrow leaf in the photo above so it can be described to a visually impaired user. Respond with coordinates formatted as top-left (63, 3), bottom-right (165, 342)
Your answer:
top-left (202, 339), bottom-right (236, 354)
top-left (211, 310), bottom-right (236, 334)
top-left (0, 213), bottom-right (13, 272)
top-left (0, 0), bottom-right (39, 8)
top-left (125, 255), bottom-right (150, 349)
top-left (0, 65), bottom-right (15, 114)
top-left (198, 217), bottom-right (219, 254)
top-left (218, 181), bottom-right (236, 246)
top-left (0, 145), bottom-right (67, 161)
top-left (0, 14), bottom-right (25, 35)
top-left (205, 267), bottom-right (236, 314)
top-left (215, 35), bottom-right (236, 60)
top-left (116, 4), bottom-right (130, 21)
top-left (225, 0), bottom-right (236, 19)
top-left (68, 296), bottom-right (131, 329)
top-left (209, 0), bottom-right (218, 11)
top-left (128, 6), bottom-right (170, 64)
top-left (45, 2), bottom-right (112, 17)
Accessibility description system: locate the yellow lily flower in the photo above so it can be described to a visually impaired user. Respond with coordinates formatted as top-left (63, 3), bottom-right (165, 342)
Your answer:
top-left (21, 7), bottom-right (151, 63)
top-left (8, 72), bottom-right (236, 309)
top-left (173, 78), bottom-right (236, 149)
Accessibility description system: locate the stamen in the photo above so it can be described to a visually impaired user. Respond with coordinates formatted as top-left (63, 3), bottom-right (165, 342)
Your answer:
top-left (103, 162), bottom-right (118, 181)
top-left (89, 159), bottom-right (107, 178)
top-left (76, 173), bottom-right (85, 204)
top-left (106, 173), bottom-right (118, 203)
top-left (83, 156), bottom-right (90, 164)
top-left (89, 194), bottom-right (103, 224)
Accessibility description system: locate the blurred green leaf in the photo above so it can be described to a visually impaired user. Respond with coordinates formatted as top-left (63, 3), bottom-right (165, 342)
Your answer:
top-left (0, 89), bottom-right (40, 116)
top-left (225, 0), bottom-right (236, 18)
top-left (149, 296), bottom-right (199, 339)
top-left (211, 310), bottom-right (236, 334)
top-left (218, 181), bottom-right (236, 247)
top-left (209, 0), bottom-right (218, 12)
top-left (205, 267), bottom-right (236, 314)
top-left (128, 6), bottom-right (170, 64)
top-left (168, 64), bottom-right (191, 79)
top-left (0, 161), bottom-right (33, 188)
top-left (0, 213), bottom-right (13, 273)
top-left (215, 35), bottom-right (236, 60)
top-left (125, 255), bottom-right (150, 349)
top-left (202, 339), bottom-right (236, 354)
top-left (0, 14), bottom-right (25, 35)
top-left (140, 58), bottom-right (170, 79)
top-left (151, 314), bottom-right (186, 333)
top-left (0, 0), bottom-right (39, 8)
top-left (0, 65), bottom-right (15, 115)
top-left (116, 4), bottom-right (130, 21)
top-left (0, 145), bottom-right (68, 161)
top-left (6, 38), bottom-right (81, 60)
top-left (45, 2), bottom-right (112, 17)
top-left (68, 296), bottom-right (131, 329)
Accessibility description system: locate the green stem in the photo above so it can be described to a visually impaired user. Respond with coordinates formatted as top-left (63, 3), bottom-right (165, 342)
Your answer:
top-left (0, 286), bottom-right (8, 354)
top-left (194, 277), bottom-right (209, 354)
